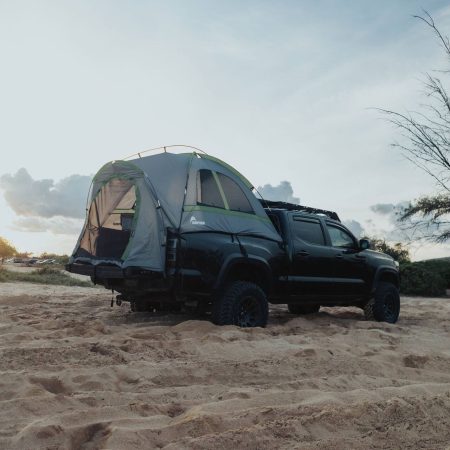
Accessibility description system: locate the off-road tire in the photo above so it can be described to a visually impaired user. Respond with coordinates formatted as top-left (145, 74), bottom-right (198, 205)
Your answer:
top-left (288, 304), bottom-right (320, 315)
top-left (212, 281), bottom-right (268, 327)
top-left (364, 281), bottom-right (400, 323)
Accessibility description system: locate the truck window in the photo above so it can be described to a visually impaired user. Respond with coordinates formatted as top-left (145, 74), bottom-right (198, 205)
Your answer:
top-left (292, 217), bottom-right (325, 246)
top-left (216, 172), bottom-right (254, 214)
top-left (327, 224), bottom-right (355, 249)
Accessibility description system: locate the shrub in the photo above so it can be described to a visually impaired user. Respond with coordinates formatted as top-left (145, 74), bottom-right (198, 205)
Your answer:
top-left (368, 237), bottom-right (410, 263)
top-left (0, 267), bottom-right (10, 282)
top-left (0, 267), bottom-right (93, 287)
top-left (400, 259), bottom-right (450, 296)
top-left (0, 236), bottom-right (17, 259)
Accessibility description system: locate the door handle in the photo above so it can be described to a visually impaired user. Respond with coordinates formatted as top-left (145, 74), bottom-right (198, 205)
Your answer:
top-left (297, 250), bottom-right (309, 257)
top-left (335, 254), bottom-right (343, 259)
top-left (355, 254), bottom-right (366, 260)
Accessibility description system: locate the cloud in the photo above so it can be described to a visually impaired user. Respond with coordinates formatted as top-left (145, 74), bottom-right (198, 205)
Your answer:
top-left (342, 219), bottom-right (365, 238)
top-left (257, 181), bottom-right (300, 204)
top-left (12, 217), bottom-right (84, 235)
top-left (369, 200), bottom-right (427, 242)
top-left (0, 169), bottom-right (91, 219)
top-left (370, 201), bottom-right (409, 220)
top-left (339, 201), bottom-right (412, 243)
top-left (370, 203), bottom-right (395, 215)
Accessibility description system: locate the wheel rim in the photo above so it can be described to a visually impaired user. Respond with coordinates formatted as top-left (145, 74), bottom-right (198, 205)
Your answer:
top-left (236, 295), bottom-right (260, 327)
top-left (383, 293), bottom-right (398, 322)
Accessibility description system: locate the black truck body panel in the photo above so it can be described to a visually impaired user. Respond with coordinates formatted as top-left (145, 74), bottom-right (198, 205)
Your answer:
top-left (66, 207), bottom-right (399, 308)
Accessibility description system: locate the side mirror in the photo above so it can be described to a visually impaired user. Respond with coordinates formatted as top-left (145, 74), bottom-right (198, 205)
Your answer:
top-left (359, 238), bottom-right (370, 251)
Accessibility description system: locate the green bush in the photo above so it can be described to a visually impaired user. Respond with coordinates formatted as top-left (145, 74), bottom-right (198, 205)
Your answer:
top-left (0, 267), bottom-right (9, 282)
top-left (0, 266), bottom-right (93, 287)
top-left (400, 259), bottom-right (450, 297)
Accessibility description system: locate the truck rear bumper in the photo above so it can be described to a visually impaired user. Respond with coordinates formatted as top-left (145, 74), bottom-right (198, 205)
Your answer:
top-left (66, 263), bottom-right (166, 280)
top-left (66, 263), bottom-right (170, 292)
top-left (66, 263), bottom-right (125, 278)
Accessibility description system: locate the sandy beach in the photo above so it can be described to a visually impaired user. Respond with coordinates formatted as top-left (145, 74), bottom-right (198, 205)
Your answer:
top-left (1, 282), bottom-right (450, 449)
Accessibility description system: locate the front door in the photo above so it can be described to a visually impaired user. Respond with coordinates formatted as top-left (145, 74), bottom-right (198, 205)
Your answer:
top-left (324, 223), bottom-right (367, 296)
top-left (289, 215), bottom-right (335, 296)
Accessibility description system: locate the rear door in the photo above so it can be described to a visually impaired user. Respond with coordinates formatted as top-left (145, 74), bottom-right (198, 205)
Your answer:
top-left (324, 222), bottom-right (367, 296)
top-left (288, 215), bottom-right (335, 295)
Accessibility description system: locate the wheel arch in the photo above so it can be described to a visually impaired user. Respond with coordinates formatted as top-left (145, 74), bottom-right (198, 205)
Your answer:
top-left (214, 256), bottom-right (273, 294)
top-left (371, 267), bottom-right (400, 294)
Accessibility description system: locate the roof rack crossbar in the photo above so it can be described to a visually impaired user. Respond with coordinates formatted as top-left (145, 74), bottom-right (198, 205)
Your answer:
top-left (260, 199), bottom-right (340, 222)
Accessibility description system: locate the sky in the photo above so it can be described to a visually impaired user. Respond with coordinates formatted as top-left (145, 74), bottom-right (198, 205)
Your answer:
top-left (1, 0), bottom-right (450, 260)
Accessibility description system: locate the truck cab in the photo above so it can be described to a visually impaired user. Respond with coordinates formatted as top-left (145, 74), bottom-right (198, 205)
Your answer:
top-left (265, 206), bottom-right (399, 312)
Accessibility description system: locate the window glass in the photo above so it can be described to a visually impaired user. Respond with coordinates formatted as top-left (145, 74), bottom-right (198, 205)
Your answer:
top-left (327, 225), bottom-right (355, 248)
top-left (197, 170), bottom-right (225, 209)
top-left (216, 173), bottom-right (254, 214)
top-left (292, 218), bottom-right (325, 245)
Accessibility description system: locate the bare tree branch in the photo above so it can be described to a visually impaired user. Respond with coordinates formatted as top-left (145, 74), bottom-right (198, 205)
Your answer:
top-left (378, 13), bottom-right (450, 242)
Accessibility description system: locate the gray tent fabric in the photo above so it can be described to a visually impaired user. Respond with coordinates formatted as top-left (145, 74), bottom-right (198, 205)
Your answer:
top-left (70, 151), bottom-right (282, 272)
top-left (72, 160), bottom-right (165, 271)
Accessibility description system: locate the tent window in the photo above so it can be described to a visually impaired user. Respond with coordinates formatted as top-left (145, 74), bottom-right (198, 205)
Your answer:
top-left (197, 170), bottom-right (225, 209)
top-left (77, 178), bottom-right (137, 259)
top-left (216, 172), bottom-right (254, 214)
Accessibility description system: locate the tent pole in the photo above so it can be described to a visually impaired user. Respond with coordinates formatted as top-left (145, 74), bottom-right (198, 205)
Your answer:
top-left (122, 144), bottom-right (208, 160)
top-left (178, 153), bottom-right (195, 233)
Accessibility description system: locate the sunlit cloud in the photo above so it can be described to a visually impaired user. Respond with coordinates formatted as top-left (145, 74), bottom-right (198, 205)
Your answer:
top-left (0, 169), bottom-right (91, 219)
top-left (258, 181), bottom-right (300, 204)
top-left (12, 216), bottom-right (83, 235)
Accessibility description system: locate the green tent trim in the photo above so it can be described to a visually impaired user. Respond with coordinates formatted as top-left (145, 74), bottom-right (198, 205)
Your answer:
top-left (183, 204), bottom-right (271, 222)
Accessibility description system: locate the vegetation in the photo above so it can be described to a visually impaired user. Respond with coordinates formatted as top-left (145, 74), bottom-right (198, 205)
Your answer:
top-left (400, 258), bottom-right (450, 297)
top-left (367, 237), bottom-right (449, 296)
top-left (0, 237), bottom-right (17, 260)
top-left (0, 266), bottom-right (94, 288)
top-left (36, 253), bottom-right (70, 265)
top-left (381, 12), bottom-right (450, 243)
top-left (378, 12), bottom-right (450, 295)
top-left (0, 236), bottom-right (88, 287)
top-left (369, 237), bottom-right (410, 263)
top-left (14, 252), bottom-right (32, 259)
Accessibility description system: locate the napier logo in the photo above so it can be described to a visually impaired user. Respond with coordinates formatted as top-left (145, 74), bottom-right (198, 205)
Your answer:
top-left (190, 216), bottom-right (205, 226)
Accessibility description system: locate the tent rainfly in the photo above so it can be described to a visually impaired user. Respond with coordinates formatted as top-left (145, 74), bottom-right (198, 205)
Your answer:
top-left (70, 151), bottom-right (282, 271)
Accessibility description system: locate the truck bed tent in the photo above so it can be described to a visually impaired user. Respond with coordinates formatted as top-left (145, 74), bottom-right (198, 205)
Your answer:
top-left (71, 151), bottom-right (282, 271)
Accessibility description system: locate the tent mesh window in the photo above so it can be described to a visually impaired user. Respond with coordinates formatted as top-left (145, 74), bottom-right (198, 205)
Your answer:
top-left (196, 169), bottom-right (255, 214)
top-left (216, 172), bottom-right (254, 214)
top-left (197, 170), bottom-right (225, 209)
top-left (77, 178), bottom-right (137, 259)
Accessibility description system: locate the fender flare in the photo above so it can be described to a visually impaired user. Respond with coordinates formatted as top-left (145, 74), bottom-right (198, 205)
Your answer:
top-left (214, 254), bottom-right (273, 293)
top-left (371, 266), bottom-right (400, 294)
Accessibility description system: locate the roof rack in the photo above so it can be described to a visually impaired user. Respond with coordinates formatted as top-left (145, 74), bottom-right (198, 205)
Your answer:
top-left (260, 199), bottom-right (340, 222)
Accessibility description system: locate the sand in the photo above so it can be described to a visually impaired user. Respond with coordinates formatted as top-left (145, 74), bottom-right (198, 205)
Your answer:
top-left (1, 282), bottom-right (450, 449)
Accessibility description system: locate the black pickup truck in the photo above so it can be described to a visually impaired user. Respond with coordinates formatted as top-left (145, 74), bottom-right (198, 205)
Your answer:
top-left (67, 200), bottom-right (400, 328)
